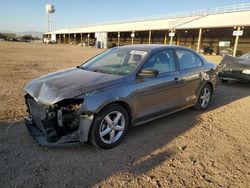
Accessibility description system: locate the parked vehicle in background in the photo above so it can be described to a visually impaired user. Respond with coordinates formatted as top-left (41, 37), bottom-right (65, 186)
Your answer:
top-left (218, 52), bottom-right (250, 82)
top-left (220, 48), bottom-right (233, 56)
top-left (203, 47), bottom-right (214, 55)
top-left (24, 45), bottom-right (218, 149)
top-left (43, 37), bottom-right (56, 44)
top-left (220, 48), bottom-right (243, 57)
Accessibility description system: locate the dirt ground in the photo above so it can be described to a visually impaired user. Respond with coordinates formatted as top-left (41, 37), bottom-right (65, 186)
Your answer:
top-left (0, 42), bottom-right (249, 188)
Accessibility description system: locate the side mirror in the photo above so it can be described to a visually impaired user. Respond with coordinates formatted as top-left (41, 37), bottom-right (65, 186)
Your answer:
top-left (138, 68), bottom-right (158, 78)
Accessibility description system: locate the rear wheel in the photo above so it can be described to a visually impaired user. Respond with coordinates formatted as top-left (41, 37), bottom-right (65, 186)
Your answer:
top-left (90, 104), bottom-right (129, 149)
top-left (195, 84), bottom-right (212, 110)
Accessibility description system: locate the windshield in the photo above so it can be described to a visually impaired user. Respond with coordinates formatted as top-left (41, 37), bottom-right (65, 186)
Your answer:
top-left (81, 48), bottom-right (148, 75)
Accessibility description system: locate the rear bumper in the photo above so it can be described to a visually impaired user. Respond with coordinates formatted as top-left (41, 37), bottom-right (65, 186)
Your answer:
top-left (25, 114), bottom-right (94, 147)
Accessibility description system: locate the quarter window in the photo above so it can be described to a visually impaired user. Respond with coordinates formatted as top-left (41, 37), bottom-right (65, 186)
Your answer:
top-left (176, 50), bottom-right (203, 69)
top-left (142, 50), bottom-right (176, 73)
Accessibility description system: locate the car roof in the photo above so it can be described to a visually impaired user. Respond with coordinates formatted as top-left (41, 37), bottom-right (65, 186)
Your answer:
top-left (116, 44), bottom-right (192, 53)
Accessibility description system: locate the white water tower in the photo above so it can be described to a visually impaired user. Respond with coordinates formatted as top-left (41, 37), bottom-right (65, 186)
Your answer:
top-left (45, 4), bottom-right (56, 32)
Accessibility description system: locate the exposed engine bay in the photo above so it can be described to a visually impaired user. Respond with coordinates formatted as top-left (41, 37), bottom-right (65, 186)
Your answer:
top-left (25, 94), bottom-right (93, 147)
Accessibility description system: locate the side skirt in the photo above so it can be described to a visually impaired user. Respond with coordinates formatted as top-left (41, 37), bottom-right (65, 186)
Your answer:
top-left (132, 103), bottom-right (196, 127)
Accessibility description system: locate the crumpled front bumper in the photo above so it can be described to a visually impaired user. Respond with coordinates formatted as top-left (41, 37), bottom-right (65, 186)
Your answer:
top-left (25, 114), bottom-right (94, 147)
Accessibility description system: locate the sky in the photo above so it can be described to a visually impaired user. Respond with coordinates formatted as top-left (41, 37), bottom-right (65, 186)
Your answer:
top-left (0, 0), bottom-right (250, 32)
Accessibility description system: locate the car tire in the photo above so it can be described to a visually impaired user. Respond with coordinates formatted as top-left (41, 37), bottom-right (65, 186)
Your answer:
top-left (195, 84), bottom-right (212, 110)
top-left (90, 104), bottom-right (129, 149)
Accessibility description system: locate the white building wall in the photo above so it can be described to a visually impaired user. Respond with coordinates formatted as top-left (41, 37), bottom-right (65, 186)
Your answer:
top-left (95, 32), bottom-right (108, 48)
top-left (51, 33), bottom-right (56, 42)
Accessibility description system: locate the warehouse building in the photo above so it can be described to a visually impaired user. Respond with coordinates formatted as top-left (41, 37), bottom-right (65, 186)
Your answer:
top-left (44, 3), bottom-right (250, 56)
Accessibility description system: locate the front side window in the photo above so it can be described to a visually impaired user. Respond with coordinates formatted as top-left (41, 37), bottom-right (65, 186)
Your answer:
top-left (81, 48), bottom-right (148, 75)
top-left (176, 49), bottom-right (203, 69)
top-left (142, 50), bottom-right (176, 74)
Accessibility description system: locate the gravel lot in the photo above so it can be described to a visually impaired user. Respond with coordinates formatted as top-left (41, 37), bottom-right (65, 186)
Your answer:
top-left (0, 42), bottom-right (249, 187)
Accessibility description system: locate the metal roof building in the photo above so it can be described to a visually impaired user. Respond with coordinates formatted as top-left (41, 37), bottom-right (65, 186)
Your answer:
top-left (45, 3), bottom-right (250, 56)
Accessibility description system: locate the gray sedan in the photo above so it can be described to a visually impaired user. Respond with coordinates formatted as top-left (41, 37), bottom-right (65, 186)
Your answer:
top-left (24, 45), bottom-right (218, 149)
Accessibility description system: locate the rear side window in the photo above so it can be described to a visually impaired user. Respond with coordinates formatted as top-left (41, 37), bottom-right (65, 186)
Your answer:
top-left (175, 49), bottom-right (203, 69)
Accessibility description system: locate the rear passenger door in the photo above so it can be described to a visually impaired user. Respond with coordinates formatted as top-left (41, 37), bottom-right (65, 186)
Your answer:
top-left (175, 49), bottom-right (204, 107)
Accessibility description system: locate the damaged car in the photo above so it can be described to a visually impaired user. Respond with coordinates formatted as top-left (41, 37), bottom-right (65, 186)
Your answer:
top-left (218, 52), bottom-right (250, 82)
top-left (24, 45), bottom-right (218, 149)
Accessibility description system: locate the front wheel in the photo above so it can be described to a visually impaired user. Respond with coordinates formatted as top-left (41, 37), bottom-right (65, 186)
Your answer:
top-left (195, 84), bottom-right (212, 110)
top-left (90, 104), bottom-right (129, 149)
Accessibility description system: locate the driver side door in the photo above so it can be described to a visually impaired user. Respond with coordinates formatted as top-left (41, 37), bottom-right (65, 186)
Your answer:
top-left (133, 49), bottom-right (182, 123)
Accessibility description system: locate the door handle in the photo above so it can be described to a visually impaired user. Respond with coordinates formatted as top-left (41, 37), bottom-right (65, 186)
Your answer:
top-left (174, 77), bottom-right (180, 82)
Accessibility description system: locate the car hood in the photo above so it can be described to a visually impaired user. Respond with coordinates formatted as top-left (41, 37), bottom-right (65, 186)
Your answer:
top-left (24, 68), bottom-right (124, 105)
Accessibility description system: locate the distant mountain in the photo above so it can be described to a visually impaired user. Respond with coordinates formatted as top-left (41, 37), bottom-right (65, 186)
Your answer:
top-left (0, 30), bottom-right (43, 38)
top-left (0, 30), bottom-right (14, 33)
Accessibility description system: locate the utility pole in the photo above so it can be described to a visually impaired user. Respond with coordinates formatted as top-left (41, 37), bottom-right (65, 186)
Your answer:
top-left (233, 26), bottom-right (241, 57)
top-left (197, 28), bottom-right (202, 53)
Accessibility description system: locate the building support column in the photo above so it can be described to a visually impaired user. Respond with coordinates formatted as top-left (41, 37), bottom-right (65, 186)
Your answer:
top-left (68, 34), bottom-right (70, 44)
top-left (233, 26), bottom-right (240, 57)
top-left (74, 34), bottom-right (76, 44)
top-left (58, 35), bottom-right (60, 44)
top-left (87, 34), bottom-right (90, 46)
top-left (197, 28), bottom-right (202, 53)
top-left (117, 32), bottom-right (120, 46)
top-left (169, 30), bottom-right (174, 45)
top-left (164, 31), bottom-right (167, 45)
top-left (177, 34), bottom-right (180, 46)
top-left (63, 34), bottom-right (65, 44)
top-left (131, 31), bottom-right (135, 45)
top-left (80, 33), bottom-right (83, 43)
top-left (148, 30), bottom-right (152, 44)
top-left (170, 36), bottom-right (173, 45)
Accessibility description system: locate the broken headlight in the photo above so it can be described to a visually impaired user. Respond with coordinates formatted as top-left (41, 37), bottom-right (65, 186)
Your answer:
top-left (56, 99), bottom-right (83, 132)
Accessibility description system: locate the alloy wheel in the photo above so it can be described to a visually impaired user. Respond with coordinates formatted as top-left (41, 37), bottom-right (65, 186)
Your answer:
top-left (200, 87), bottom-right (211, 108)
top-left (99, 111), bottom-right (125, 144)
